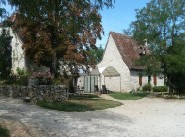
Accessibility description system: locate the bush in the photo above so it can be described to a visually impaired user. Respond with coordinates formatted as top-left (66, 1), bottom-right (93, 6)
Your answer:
top-left (5, 68), bottom-right (31, 85)
top-left (16, 75), bottom-right (29, 86)
top-left (16, 68), bottom-right (31, 86)
top-left (142, 83), bottom-right (152, 92)
top-left (0, 126), bottom-right (10, 137)
top-left (5, 74), bottom-right (17, 85)
top-left (30, 72), bottom-right (54, 85)
top-left (152, 86), bottom-right (167, 92)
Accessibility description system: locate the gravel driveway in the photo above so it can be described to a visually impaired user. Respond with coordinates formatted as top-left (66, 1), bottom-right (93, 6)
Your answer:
top-left (0, 96), bottom-right (185, 137)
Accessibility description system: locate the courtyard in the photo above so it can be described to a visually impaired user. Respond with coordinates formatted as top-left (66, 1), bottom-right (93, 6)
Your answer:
top-left (0, 95), bottom-right (185, 137)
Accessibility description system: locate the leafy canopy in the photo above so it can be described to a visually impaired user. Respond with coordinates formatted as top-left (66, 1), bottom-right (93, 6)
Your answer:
top-left (128, 0), bottom-right (185, 93)
top-left (6, 0), bottom-right (114, 75)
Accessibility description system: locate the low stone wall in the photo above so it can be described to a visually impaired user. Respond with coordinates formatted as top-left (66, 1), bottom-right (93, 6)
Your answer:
top-left (0, 85), bottom-right (68, 103)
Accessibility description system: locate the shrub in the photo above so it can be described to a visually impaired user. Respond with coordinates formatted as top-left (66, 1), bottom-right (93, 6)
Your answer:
top-left (152, 86), bottom-right (167, 92)
top-left (16, 75), bottom-right (29, 86)
top-left (5, 68), bottom-right (31, 85)
top-left (30, 72), bottom-right (54, 85)
top-left (16, 68), bottom-right (31, 86)
top-left (5, 73), bottom-right (17, 85)
top-left (53, 78), bottom-right (63, 85)
top-left (142, 83), bottom-right (152, 92)
top-left (0, 126), bottom-right (10, 137)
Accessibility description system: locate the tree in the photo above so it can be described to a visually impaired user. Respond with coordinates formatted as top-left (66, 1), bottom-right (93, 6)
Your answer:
top-left (0, 29), bottom-right (12, 80)
top-left (88, 46), bottom-right (104, 65)
top-left (129, 0), bottom-right (185, 93)
top-left (132, 0), bottom-right (185, 46)
top-left (0, 0), bottom-right (7, 19)
top-left (165, 44), bottom-right (185, 94)
top-left (6, 0), bottom-right (114, 76)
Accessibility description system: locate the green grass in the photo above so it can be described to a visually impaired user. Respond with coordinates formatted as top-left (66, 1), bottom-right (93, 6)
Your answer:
top-left (0, 126), bottom-right (10, 137)
top-left (110, 92), bottom-right (149, 100)
top-left (68, 94), bottom-right (100, 100)
top-left (37, 94), bottom-right (122, 112)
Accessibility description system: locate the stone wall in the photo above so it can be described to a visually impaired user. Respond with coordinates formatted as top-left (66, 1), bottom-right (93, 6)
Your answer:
top-left (0, 85), bottom-right (68, 103)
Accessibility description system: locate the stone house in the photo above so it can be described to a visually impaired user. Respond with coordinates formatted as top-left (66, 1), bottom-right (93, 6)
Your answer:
top-left (78, 32), bottom-right (164, 92)
top-left (0, 26), bottom-right (51, 74)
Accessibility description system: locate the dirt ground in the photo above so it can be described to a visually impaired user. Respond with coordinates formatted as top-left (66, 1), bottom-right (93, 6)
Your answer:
top-left (0, 95), bottom-right (185, 137)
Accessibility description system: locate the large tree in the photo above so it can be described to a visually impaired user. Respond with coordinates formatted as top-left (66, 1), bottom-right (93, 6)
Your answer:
top-left (132, 0), bottom-right (185, 46)
top-left (129, 0), bottom-right (185, 93)
top-left (6, 0), bottom-right (114, 76)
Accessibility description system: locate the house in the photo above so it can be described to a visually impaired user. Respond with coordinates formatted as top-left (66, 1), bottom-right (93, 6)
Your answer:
top-left (0, 26), bottom-right (51, 74)
top-left (78, 32), bottom-right (164, 92)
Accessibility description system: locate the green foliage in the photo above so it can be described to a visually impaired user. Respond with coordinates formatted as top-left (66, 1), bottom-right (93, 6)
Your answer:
top-left (88, 46), bottom-right (104, 65)
top-left (166, 45), bottom-right (185, 74)
top-left (0, 1), bottom-right (7, 19)
top-left (0, 126), bottom-right (10, 137)
top-left (165, 45), bottom-right (185, 94)
top-left (128, 0), bottom-right (185, 94)
top-left (0, 29), bottom-right (12, 80)
top-left (37, 94), bottom-right (122, 112)
top-left (5, 73), bottom-right (17, 85)
top-left (167, 72), bottom-right (185, 95)
top-left (110, 92), bottom-right (149, 100)
top-left (142, 84), bottom-right (152, 92)
top-left (15, 68), bottom-right (31, 86)
top-left (0, 8), bottom-right (7, 18)
top-left (152, 86), bottom-right (167, 92)
top-left (16, 67), bottom-right (28, 76)
top-left (131, 0), bottom-right (185, 46)
top-left (68, 94), bottom-right (100, 99)
top-left (52, 78), bottom-right (62, 85)
top-left (16, 75), bottom-right (28, 86)
top-left (5, 68), bottom-right (31, 85)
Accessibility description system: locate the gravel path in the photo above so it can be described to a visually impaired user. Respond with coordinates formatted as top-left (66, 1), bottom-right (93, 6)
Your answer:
top-left (0, 96), bottom-right (185, 137)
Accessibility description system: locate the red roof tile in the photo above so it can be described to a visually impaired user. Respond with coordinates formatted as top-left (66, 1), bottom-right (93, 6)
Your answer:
top-left (110, 32), bottom-right (143, 70)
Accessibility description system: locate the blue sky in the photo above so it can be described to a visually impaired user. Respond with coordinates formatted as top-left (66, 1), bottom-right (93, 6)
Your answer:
top-left (97, 0), bottom-right (151, 48)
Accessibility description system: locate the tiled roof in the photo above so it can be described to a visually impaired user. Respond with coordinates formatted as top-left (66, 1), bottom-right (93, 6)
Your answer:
top-left (110, 32), bottom-right (144, 70)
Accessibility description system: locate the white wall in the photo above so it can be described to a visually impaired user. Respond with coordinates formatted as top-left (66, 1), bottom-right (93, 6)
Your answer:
top-left (97, 35), bottom-right (131, 92)
top-left (151, 74), bottom-right (164, 86)
top-left (10, 28), bottom-right (26, 73)
top-left (130, 70), bottom-right (164, 91)
top-left (130, 70), bottom-right (141, 90)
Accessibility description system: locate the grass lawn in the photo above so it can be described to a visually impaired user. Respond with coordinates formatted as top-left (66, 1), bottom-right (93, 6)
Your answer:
top-left (110, 92), bottom-right (149, 100)
top-left (37, 94), bottom-right (122, 112)
top-left (0, 126), bottom-right (10, 137)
